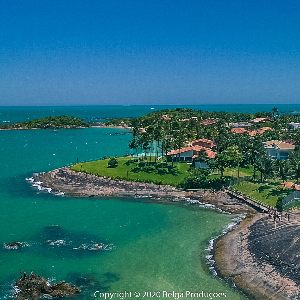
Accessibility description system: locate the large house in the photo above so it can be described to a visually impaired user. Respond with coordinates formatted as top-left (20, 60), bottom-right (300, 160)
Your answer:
top-left (166, 139), bottom-right (217, 168)
top-left (263, 140), bottom-right (295, 160)
top-left (230, 126), bottom-right (273, 136)
top-left (227, 122), bottom-right (253, 129)
top-left (251, 117), bottom-right (271, 123)
top-left (289, 122), bottom-right (300, 130)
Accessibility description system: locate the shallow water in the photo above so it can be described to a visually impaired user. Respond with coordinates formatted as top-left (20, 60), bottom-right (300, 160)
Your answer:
top-left (0, 107), bottom-right (249, 299)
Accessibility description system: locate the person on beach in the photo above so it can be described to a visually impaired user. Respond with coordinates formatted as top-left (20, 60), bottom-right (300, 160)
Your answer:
top-left (23, 270), bottom-right (27, 279)
top-left (20, 270), bottom-right (22, 278)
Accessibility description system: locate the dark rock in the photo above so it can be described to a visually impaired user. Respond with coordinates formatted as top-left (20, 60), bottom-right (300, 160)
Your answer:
top-left (16, 275), bottom-right (48, 291)
top-left (2, 225), bottom-right (114, 259)
top-left (16, 288), bottom-right (42, 300)
top-left (4, 242), bottom-right (23, 249)
top-left (48, 281), bottom-right (81, 298)
top-left (15, 274), bottom-right (80, 299)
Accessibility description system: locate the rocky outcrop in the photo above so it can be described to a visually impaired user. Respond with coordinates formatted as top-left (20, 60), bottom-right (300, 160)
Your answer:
top-left (4, 242), bottom-right (23, 249)
top-left (34, 167), bottom-right (187, 199)
top-left (15, 273), bottom-right (80, 300)
top-left (214, 212), bottom-right (300, 300)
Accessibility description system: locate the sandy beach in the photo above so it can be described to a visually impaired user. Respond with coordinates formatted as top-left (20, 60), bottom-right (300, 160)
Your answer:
top-left (34, 167), bottom-right (300, 300)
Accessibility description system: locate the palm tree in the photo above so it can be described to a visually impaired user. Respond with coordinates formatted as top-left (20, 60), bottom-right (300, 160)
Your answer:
top-left (257, 156), bottom-right (275, 181)
top-left (271, 107), bottom-right (278, 120)
top-left (274, 159), bottom-right (290, 182)
top-left (244, 135), bottom-right (265, 180)
top-left (208, 152), bottom-right (229, 178)
top-left (223, 146), bottom-right (244, 178)
top-left (289, 150), bottom-right (300, 183)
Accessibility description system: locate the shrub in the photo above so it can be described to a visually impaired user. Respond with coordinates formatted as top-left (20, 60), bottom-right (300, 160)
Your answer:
top-left (276, 198), bottom-right (283, 212)
top-left (108, 157), bottom-right (118, 168)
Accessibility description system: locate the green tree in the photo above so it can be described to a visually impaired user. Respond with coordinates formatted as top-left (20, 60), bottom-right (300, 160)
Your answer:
top-left (274, 159), bottom-right (290, 182)
top-left (179, 168), bottom-right (211, 189)
top-left (208, 152), bottom-right (229, 178)
top-left (223, 146), bottom-right (244, 178)
top-left (271, 107), bottom-right (278, 120)
top-left (257, 156), bottom-right (275, 181)
top-left (244, 135), bottom-right (265, 179)
top-left (289, 149), bottom-right (300, 183)
top-left (276, 198), bottom-right (283, 212)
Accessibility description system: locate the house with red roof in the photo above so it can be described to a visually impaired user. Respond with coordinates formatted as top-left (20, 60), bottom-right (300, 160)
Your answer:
top-left (251, 117), bottom-right (271, 123)
top-left (248, 127), bottom-right (273, 136)
top-left (166, 139), bottom-right (217, 168)
top-left (201, 119), bottom-right (216, 125)
top-left (231, 128), bottom-right (246, 134)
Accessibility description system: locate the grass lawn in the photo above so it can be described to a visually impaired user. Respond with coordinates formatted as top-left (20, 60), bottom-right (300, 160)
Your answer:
top-left (231, 181), bottom-right (293, 207)
top-left (70, 157), bottom-right (191, 187)
top-left (210, 165), bottom-right (260, 178)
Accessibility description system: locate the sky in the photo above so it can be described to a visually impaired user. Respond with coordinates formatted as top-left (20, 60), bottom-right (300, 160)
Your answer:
top-left (1, 0), bottom-right (300, 106)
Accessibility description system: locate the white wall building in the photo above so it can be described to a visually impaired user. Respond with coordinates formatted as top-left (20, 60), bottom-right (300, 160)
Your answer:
top-left (263, 140), bottom-right (295, 160)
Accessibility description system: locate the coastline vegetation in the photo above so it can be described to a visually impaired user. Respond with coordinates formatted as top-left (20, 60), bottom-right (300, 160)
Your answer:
top-left (0, 115), bottom-right (89, 129)
top-left (123, 107), bottom-right (300, 209)
top-left (102, 117), bottom-right (133, 127)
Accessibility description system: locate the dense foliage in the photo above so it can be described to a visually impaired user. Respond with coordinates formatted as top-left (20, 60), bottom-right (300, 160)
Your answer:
top-left (76, 107), bottom-right (300, 208)
top-left (0, 116), bottom-right (89, 129)
top-left (102, 118), bottom-right (133, 127)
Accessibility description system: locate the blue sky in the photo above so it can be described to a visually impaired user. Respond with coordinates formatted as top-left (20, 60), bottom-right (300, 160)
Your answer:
top-left (1, 0), bottom-right (300, 106)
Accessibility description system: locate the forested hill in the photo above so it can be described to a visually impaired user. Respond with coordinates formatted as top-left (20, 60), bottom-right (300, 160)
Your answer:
top-left (103, 108), bottom-right (272, 127)
top-left (0, 115), bottom-right (90, 129)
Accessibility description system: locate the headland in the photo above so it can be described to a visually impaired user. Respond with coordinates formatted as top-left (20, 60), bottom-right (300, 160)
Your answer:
top-left (32, 167), bottom-right (300, 300)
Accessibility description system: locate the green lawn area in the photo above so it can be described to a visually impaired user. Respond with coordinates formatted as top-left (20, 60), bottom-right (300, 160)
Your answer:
top-left (70, 157), bottom-right (191, 187)
top-left (210, 165), bottom-right (259, 178)
top-left (231, 181), bottom-right (293, 207)
top-left (69, 158), bottom-right (298, 209)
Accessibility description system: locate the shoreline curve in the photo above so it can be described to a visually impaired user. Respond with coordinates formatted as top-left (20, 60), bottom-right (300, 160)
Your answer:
top-left (32, 167), bottom-right (300, 300)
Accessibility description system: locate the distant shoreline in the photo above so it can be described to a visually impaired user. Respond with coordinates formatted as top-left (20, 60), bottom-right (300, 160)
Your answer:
top-left (0, 123), bottom-right (131, 130)
top-left (89, 123), bottom-right (132, 129)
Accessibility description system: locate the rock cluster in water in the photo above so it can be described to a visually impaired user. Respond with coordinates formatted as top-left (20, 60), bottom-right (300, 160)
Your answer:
top-left (15, 273), bottom-right (80, 300)
top-left (3, 225), bottom-right (115, 259)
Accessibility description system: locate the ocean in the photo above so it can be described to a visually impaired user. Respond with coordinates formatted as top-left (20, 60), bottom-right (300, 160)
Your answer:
top-left (1, 104), bottom-right (296, 300)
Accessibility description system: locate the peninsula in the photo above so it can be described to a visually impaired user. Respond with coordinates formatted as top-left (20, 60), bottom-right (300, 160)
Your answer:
top-left (33, 166), bottom-right (300, 300)
top-left (0, 115), bottom-right (89, 130)
top-left (31, 107), bottom-right (300, 300)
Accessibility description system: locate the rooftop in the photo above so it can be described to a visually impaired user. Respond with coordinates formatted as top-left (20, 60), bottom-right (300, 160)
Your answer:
top-left (263, 140), bottom-right (295, 150)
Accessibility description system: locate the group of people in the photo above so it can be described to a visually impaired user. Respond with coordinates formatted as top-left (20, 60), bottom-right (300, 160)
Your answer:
top-left (267, 207), bottom-right (281, 221)
top-left (20, 270), bottom-right (34, 280)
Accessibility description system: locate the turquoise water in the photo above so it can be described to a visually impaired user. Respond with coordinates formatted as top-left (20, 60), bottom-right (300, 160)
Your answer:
top-left (0, 105), bottom-right (276, 299)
